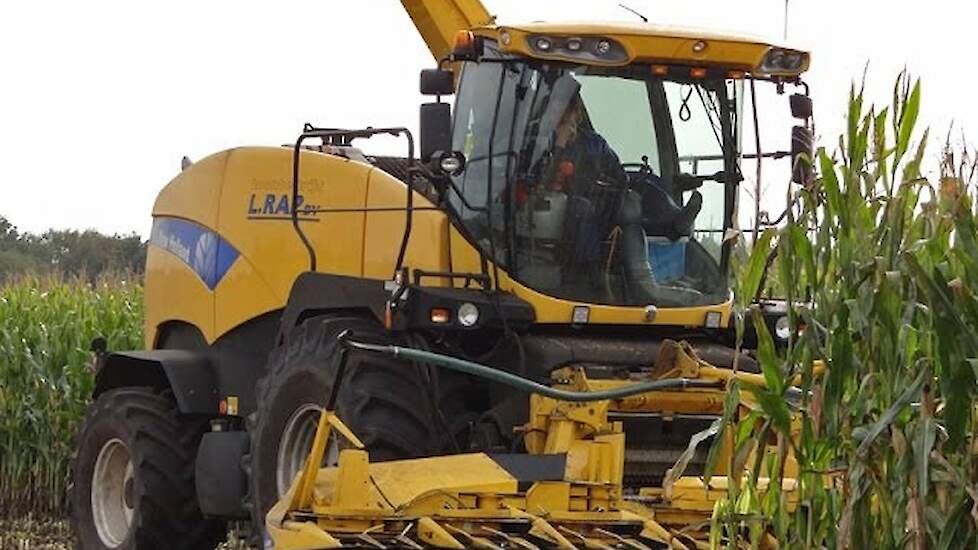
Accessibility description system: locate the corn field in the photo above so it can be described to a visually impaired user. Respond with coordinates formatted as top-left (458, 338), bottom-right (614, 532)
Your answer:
top-left (0, 276), bottom-right (142, 517)
top-left (708, 73), bottom-right (978, 548)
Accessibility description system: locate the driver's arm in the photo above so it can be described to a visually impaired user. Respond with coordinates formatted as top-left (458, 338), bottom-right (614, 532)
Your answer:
top-left (585, 132), bottom-right (627, 185)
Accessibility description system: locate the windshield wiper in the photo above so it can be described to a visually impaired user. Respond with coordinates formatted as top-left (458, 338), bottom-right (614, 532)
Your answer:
top-left (693, 84), bottom-right (724, 150)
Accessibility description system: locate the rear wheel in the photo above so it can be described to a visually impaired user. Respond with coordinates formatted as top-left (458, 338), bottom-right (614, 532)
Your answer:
top-left (244, 315), bottom-right (471, 542)
top-left (70, 387), bottom-right (226, 550)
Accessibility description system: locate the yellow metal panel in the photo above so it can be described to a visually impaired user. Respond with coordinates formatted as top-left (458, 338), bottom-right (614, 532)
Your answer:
top-left (362, 170), bottom-right (451, 281)
top-left (272, 521), bottom-right (343, 549)
top-left (209, 147), bottom-right (369, 337)
top-left (146, 152), bottom-right (229, 346)
top-left (416, 517), bottom-right (465, 549)
top-left (366, 453), bottom-right (517, 507)
top-left (449, 225), bottom-right (483, 281)
top-left (153, 151), bottom-right (228, 226)
top-left (526, 482), bottom-right (571, 514)
top-left (150, 145), bottom-right (379, 343)
top-left (213, 252), bottom-right (279, 339)
top-left (401, 0), bottom-right (492, 61)
top-left (143, 246), bottom-right (215, 346)
top-left (333, 450), bottom-right (372, 510)
top-left (502, 268), bottom-right (733, 326)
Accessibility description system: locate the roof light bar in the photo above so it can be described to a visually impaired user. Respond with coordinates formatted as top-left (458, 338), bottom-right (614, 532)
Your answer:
top-left (526, 34), bottom-right (628, 64)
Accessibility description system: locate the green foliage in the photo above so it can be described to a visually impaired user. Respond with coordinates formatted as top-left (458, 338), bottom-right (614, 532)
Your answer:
top-left (0, 275), bottom-right (142, 517)
top-left (710, 72), bottom-right (978, 548)
top-left (0, 215), bottom-right (146, 282)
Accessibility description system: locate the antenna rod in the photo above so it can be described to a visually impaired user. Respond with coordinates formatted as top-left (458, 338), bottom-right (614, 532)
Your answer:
top-left (618, 3), bottom-right (648, 23)
top-left (783, 0), bottom-right (789, 40)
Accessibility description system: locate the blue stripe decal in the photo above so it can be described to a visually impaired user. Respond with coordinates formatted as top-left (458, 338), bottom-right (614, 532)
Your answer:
top-left (150, 217), bottom-right (239, 290)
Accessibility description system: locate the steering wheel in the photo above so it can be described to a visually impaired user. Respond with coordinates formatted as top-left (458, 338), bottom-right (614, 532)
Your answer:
top-left (621, 162), bottom-right (654, 177)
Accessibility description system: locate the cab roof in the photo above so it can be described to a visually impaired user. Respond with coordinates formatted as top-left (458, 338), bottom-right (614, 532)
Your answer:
top-left (473, 20), bottom-right (810, 75)
top-left (490, 20), bottom-right (796, 49)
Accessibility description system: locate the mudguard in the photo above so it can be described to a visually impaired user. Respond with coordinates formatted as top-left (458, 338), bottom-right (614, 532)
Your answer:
top-left (94, 350), bottom-right (218, 415)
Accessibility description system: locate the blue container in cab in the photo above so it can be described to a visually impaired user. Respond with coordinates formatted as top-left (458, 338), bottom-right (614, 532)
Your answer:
top-left (647, 237), bottom-right (686, 282)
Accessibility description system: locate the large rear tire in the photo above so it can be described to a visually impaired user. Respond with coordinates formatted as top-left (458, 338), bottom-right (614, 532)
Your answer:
top-left (244, 315), bottom-right (465, 543)
top-left (70, 387), bottom-right (226, 550)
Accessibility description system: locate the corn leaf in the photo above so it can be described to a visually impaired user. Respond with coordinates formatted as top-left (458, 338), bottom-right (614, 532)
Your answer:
top-left (855, 369), bottom-right (926, 457)
top-left (737, 229), bottom-right (776, 308)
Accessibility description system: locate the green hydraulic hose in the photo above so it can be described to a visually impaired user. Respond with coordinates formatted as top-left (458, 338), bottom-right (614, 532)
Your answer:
top-left (342, 338), bottom-right (722, 402)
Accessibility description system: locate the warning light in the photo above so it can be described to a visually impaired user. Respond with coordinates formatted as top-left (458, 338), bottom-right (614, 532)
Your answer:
top-left (430, 308), bottom-right (451, 324)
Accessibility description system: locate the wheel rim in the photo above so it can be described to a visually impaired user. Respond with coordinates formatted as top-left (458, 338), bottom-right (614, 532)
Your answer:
top-left (276, 404), bottom-right (339, 496)
top-left (91, 438), bottom-right (134, 547)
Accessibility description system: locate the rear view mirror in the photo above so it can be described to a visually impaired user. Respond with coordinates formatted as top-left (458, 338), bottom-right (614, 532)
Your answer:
top-left (420, 102), bottom-right (452, 161)
top-left (791, 125), bottom-right (814, 184)
top-left (420, 69), bottom-right (455, 96)
top-left (790, 94), bottom-right (813, 119)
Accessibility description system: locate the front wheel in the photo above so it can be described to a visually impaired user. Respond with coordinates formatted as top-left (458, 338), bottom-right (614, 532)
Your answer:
top-left (70, 387), bottom-right (226, 550)
top-left (244, 315), bottom-right (474, 542)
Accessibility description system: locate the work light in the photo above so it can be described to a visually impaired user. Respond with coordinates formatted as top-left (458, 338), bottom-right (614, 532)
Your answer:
top-left (526, 34), bottom-right (628, 63)
top-left (757, 47), bottom-right (809, 75)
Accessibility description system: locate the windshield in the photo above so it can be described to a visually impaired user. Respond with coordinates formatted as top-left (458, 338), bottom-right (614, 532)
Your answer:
top-left (449, 51), bottom-right (739, 308)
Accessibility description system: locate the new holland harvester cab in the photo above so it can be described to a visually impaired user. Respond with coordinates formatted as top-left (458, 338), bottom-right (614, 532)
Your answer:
top-left (70, 1), bottom-right (814, 549)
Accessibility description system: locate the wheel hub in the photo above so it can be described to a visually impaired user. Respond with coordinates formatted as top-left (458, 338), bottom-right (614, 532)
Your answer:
top-left (91, 438), bottom-right (134, 547)
top-left (276, 404), bottom-right (339, 496)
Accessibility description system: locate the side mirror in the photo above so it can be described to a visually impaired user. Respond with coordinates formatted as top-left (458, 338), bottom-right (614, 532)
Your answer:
top-left (420, 102), bottom-right (452, 161)
top-left (420, 69), bottom-right (455, 96)
top-left (790, 94), bottom-right (813, 119)
top-left (791, 125), bottom-right (814, 184)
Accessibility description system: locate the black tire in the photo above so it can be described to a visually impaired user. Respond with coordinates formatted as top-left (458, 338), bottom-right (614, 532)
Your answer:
top-left (244, 314), bottom-right (465, 542)
top-left (70, 387), bottom-right (226, 550)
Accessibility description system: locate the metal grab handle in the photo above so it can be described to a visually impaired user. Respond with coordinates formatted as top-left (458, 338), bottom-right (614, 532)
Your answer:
top-left (291, 126), bottom-right (415, 275)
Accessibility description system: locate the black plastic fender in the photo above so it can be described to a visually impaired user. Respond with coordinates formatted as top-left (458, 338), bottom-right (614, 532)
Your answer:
top-left (94, 350), bottom-right (219, 415)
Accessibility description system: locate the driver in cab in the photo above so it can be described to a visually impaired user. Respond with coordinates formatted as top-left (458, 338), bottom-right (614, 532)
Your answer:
top-left (537, 75), bottom-right (705, 305)
top-left (542, 94), bottom-right (626, 197)
top-left (542, 85), bottom-right (702, 241)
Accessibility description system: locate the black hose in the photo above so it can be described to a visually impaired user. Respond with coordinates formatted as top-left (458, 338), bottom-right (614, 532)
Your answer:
top-left (342, 338), bottom-right (721, 402)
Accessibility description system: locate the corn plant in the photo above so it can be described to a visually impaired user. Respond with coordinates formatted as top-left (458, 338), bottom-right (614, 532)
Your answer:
top-left (708, 72), bottom-right (978, 549)
top-left (0, 275), bottom-right (142, 517)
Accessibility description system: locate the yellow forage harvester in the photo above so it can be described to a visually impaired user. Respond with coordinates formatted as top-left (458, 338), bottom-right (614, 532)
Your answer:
top-left (70, 1), bottom-right (816, 549)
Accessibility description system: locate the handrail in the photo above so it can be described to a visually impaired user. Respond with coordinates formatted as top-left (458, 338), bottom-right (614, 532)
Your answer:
top-left (290, 126), bottom-right (415, 276)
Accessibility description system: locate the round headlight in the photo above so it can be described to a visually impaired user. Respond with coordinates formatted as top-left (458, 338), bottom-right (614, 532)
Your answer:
top-left (458, 303), bottom-right (479, 327)
top-left (566, 37), bottom-right (583, 51)
top-left (535, 37), bottom-right (552, 51)
top-left (439, 155), bottom-right (463, 175)
top-left (775, 315), bottom-right (792, 341)
top-left (594, 39), bottom-right (612, 55)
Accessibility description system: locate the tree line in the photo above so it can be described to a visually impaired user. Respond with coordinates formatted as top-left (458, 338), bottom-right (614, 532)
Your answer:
top-left (0, 215), bottom-right (146, 281)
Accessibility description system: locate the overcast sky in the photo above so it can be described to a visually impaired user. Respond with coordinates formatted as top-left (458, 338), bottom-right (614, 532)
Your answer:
top-left (1, 0), bottom-right (974, 237)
